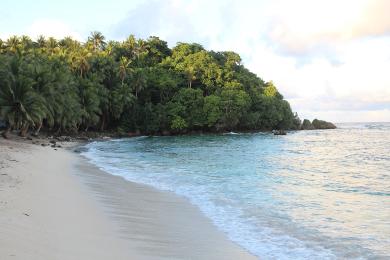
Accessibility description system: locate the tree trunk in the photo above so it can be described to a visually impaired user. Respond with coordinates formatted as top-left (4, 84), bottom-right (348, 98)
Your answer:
top-left (19, 124), bottom-right (29, 137)
top-left (33, 121), bottom-right (43, 136)
top-left (2, 126), bottom-right (11, 139)
top-left (100, 113), bottom-right (107, 131)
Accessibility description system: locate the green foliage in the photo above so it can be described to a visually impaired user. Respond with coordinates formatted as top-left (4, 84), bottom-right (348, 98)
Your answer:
top-left (0, 33), bottom-right (298, 135)
top-left (0, 55), bottom-right (46, 134)
top-left (170, 116), bottom-right (188, 132)
top-left (203, 95), bottom-right (222, 128)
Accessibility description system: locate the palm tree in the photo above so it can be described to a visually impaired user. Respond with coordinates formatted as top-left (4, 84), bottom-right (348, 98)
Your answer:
top-left (46, 37), bottom-right (58, 55)
top-left (20, 35), bottom-right (33, 51)
top-left (123, 35), bottom-right (137, 59)
top-left (135, 39), bottom-right (149, 57)
top-left (77, 77), bottom-right (101, 131)
top-left (118, 56), bottom-right (132, 85)
top-left (59, 36), bottom-right (72, 48)
top-left (104, 41), bottom-right (117, 56)
top-left (71, 50), bottom-right (91, 77)
top-left (132, 68), bottom-right (147, 98)
top-left (6, 36), bottom-right (20, 53)
top-left (36, 35), bottom-right (46, 48)
top-left (88, 31), bottom-right (106, 51)
top-left (0, 39), bottom-right (4, 53)
top-left (0, 57), bottom-right (46, 137)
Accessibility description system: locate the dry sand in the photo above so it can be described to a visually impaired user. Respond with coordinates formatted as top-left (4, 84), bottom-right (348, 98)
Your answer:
top-left (0, 138), bottom-right (256, 260)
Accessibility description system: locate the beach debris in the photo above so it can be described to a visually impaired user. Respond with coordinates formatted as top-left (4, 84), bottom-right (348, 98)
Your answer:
top-left (23, 213), bottom-right (30, 217)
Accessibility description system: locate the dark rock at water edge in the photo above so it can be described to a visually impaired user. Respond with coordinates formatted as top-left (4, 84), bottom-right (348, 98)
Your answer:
top-left (273, 129), bottom-right (287, 135)
top-left (300, 119), bottom-right (336, 130)
top-left (312, 119), bottom-right (336, 129)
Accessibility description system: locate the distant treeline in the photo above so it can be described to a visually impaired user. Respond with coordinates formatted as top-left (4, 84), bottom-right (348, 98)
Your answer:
top-left (0, 32), bottom-right (302, 137)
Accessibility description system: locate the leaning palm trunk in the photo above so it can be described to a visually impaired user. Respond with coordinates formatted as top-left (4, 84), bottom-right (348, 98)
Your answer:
top-left (33, 121), bottom-right (43, 136)
top-left (19, 123), bottom-right (29, 137)
top-left (2, 126), bottom-right (11, 139)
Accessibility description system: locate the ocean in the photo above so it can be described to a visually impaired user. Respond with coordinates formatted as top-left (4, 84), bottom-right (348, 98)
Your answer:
top-left (82, 123), bottom-right (390, 259)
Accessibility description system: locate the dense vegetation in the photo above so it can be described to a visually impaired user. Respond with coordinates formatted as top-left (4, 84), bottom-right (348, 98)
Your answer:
top-left (0, 32), bottom-right (301, 137)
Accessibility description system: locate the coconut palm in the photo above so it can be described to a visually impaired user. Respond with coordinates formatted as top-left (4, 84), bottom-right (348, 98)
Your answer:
top-left (0, 57), bottom-right (46, 137)
top-left (71, 50), bottom-right (91, 77)
top-left (123, 35), bottom-right (137, 59)
top-left (118, 56), bottom-right (132, 85)
top-left (46, 37), bottom-right (59, 55)
top-left (132, 68), bottom-right (147, 98)
top-left (59, 36), bottom-right (78, 50)
top-left (88, 31), bottom-right (106, 51)
top-left (0, 39), bottom-right (4, 53)
top-left (6, 36), bottom-right (20, 53)
top-left (36, 35), bottom-right (46, 48)
top-left (20, 35), bottom-right (33, 51)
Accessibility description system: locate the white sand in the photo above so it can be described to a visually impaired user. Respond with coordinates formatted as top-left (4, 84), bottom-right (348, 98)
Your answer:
top-left (0, 139), bottom-right (256, 259)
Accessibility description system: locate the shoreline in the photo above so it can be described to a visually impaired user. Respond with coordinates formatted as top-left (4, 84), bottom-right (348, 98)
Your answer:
top-left (0, 138), bottom-right (256, 259)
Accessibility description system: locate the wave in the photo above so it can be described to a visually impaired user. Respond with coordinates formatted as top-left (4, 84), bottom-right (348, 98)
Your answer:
top-left (81, 142), bottom-right (338, 259)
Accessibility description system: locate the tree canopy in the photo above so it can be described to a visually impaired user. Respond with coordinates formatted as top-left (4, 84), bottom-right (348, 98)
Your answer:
top-left (0, 33), bottom-right (300, 136)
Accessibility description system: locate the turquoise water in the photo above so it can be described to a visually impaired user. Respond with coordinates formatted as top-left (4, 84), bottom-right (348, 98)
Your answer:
top-left (83, 123), bottom-right (390, 259)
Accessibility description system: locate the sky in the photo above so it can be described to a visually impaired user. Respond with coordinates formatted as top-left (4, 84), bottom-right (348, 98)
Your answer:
top-left (1, 0), bottom-right (389, 122)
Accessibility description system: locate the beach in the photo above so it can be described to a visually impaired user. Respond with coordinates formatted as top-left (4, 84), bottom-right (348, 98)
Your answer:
top-left (0, 138), bottom-right (255, 260)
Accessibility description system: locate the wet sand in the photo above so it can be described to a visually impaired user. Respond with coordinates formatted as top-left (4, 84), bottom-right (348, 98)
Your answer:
top-left (0, 139), bottom-right (255, 259)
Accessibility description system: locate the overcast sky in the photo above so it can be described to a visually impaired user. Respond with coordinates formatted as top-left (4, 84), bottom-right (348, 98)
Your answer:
top-left (1, 0), bottom-right (389, 122)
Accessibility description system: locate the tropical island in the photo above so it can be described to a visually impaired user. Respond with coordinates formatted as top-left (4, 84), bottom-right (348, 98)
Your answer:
top-left (0, 32), bottom-right (334, 138)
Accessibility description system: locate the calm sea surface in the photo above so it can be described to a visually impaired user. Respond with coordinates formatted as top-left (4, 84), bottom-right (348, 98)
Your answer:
top-left (83, 123), bottom-right (390, 259)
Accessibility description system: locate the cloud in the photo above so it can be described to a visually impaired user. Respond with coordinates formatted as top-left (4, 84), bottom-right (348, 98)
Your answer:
top-left (266, 0), bottom-right (390, 56)
top-left (111, 0), bottom-right (207, 44)
top-left (27, 19), bottom-right (83, 40)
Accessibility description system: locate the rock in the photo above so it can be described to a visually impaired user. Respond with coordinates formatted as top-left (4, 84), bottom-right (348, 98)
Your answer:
top-left (273, 130), bottom-right (287, 135)
top-left (55, 136), bottom-right (71, 142)
top-left (1, 131), bottom-right (9, 139)
top-left (312, 119), bottom-right (336, 129)
top-left (301, 119), bottom-right (315, 130)
top-left (56, 145), bottom-right (62, 148)
top-left (41, 143), bottom-right (47, 147)
top-left (49, 140), bottom-right (56, 144)
top-left (26, 137), bottom-right (33, 140)
top-left (162, 130), bottom-right (171, 136)
top-left (127, 132), bottom-right (139, 137)
top-left (51, 144), bottom-right (56, 148)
